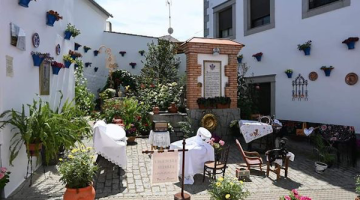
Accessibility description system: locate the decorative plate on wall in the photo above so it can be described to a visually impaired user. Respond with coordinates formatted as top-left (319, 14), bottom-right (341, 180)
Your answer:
top-left (309, 72), bottom-right (318, 81)
top-left (345, 73), bottom-right (358, 85)
top-left (32, 33), bottom-right (40, 48)
top-left (56, 44), bottom-right (61, 55)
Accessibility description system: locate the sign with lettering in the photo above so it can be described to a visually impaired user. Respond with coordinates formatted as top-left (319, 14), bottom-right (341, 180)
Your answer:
top-left (151, 151), bottom-right (179, 184)
top-left (204, 61), bottom-right (221, 98)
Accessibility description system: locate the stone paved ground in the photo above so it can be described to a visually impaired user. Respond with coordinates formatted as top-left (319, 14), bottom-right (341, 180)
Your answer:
top-left (9, 137), bottom-right (360, 200)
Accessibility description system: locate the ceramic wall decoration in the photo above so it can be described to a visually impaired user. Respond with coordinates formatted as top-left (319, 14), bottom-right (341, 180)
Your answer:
top-left (32, 33), bottom-right (40, 48)
top-left (10, 23), bottom-right (26, 51)
top-left (345, 73), bottom-right (358, 85)
top-left (56, 44), bottom-right (61, 55)
top-left (309, 72), bottom-right (318, 81)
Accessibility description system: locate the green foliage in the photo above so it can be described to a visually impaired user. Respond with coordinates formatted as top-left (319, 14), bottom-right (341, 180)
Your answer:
top-left (237, 54), bottom-right (243, 59)
top-left (101, 98), bottom-right (123, 123)
top-left (215, 97), bottom-right (231, 105)
top-left (63, 54), bottom-right (75, 63)
top-left (178, 117), bottom-right (194, 138)
top-left (139, 39), bottom-right (180, 85)
top-left (356, 175), bottom-right (360, 195)
top-left (102, 70), bottom-right (137, 94)
top-left (58, 146), bottom-right (98, 189)
top-left (99, 88), bottom-right (116, 101)
top-left (75, 60), bottom-right (95, 115)
top-left (297, 40), bottom-right (312, 50)
top-left (65, 23), bottom-right (81, 38)
top-left (285, 69), bottom-right (293, 73)
top-left (0, 168), bottom-right (10, 189)
top-left (313, 134), bottom-right (336, 165)
top-left (119, 97), bottom-right (142, 130)
top-left (208, 177), bottom-right (249, 200)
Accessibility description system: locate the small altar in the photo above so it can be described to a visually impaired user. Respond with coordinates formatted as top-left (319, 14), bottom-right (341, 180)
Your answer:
top-left (149, 111), bottom-right (187, 141)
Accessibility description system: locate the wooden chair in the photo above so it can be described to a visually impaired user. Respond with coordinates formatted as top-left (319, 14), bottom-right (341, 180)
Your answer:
top-left (265, 150), bottom-right (290, 180)
top-left (235, 139), bottom-right (263, 171)
top-left (203, 145), bottom-right (230, 182)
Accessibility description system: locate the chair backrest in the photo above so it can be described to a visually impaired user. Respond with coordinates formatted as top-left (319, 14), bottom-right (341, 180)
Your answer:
top-left (216, 145), bottom-right (230, 168)
top-left (235, 139), bottom-right (246, 159)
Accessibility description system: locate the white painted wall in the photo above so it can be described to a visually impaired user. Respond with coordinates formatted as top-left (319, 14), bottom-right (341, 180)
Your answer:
top-left (207, 0), bottom-right (360, 133)
top-left (0, 0), bottom-right (75, 197)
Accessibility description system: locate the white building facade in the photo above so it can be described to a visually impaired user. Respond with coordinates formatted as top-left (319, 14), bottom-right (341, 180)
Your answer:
top-left (205, 0), bottom-right (360, 133)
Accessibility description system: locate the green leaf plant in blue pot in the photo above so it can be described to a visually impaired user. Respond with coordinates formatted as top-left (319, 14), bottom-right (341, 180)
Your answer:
top-left (321, 66), bottom-right (334, 77)
top-left (298, 40), bottom-right (312, 56)
top-left (237, 54), bottom-right (243, 63)
top-left (285, 69), bottom-right (293, 78)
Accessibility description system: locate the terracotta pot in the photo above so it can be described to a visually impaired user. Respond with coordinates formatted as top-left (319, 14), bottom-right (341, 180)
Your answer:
top-left (216, 103), bottom-right (230, 109)
top-left (63, 184), bottom-right (96, 200)
top-left (198, 104), bottom-right (205, 109)
top-left (153, 106), bottom-right (159, 114)
top-left (168, 102), bottom-right (178, 113)
top-left (356, 196), bottom-right (360, 200)
top-left (127, 136), bottom-right (136, 143)
top-left (27, 143), bottom-right (42, 157)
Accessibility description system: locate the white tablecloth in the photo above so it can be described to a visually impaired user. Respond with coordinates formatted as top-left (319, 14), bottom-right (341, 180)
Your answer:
top-left (93, 121), bottom-right (127, 168)
top-left (239, 120), bottom-right (273, 143)
top-left (170, 137), bottom-right (214, 184)
top-left (149, 131), bottom-right (171, 148)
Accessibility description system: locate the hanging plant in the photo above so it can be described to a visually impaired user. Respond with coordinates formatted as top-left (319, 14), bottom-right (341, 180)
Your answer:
top-left (85, 62), bottom-right (92, 67)
top-left (64, 23), bottom-right (81, 40)
top-left (74, 43), bottom-right (82, 51)
top-left (31, 51), bottom-right (49, 67)
top-left (252, 52), bottom-right (263, 62)
top-left (237, 54), bottom-right (243, 63)
top-left (342, 37), bottom-right (359, 50)
top-left (298, 40), bottom-right (312, 56)
top-left (46, 10), bottom-right (63, 27)
top-left (63, 54), bottom-right (75, 68)
top-left (285, 69), bottom-right (293, 78)
top-left (69, 50), bottom-right (82, 60)
top-left (321, 66), bottom-right (334, 77)
top-left (51, 61), bottom-right (64, 75)
top-left (83, 46), bottom-right (91, 53)
top-left (18, 0), bottom-right (36, 8)
top-left (94, 67), bottom-right (98, 72)
top-left (119, 51), bottom-right (126, 57)
top-left (129, 62), bottom-right (136, 69)
top-left (139, 50), bottom-right (145, 56)
top-left (93, 50), bottom-right (99, 56)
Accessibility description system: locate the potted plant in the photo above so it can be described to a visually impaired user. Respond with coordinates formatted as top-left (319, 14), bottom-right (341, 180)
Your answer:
top-left (58, 147), bottom-right (98, 200)
top-left (51, 61), bottom-right (64, 75)
top-left (119, 51), bottom-right (126, 57)
top-left (84, 46), bottom-right (91, 53)
top-left (18, 0), bottom-right (36, 7)
top-left (93, 50), bottom-right (99, 56)
top-left (0, 167), bottom-right (10, 197)
top-left (63, 54), bottom-right (75, 68)
top-left (139, 50), bottom-right (145, 56)
top-left (94, 67), bottom-right (98, 72)
top-left (321, 66), bottom-right (334, 77)
top-left (85, 62), bottom-right (92, 68)
top-left (237, 54), bottom-right (243, 63)
top-left (46, 10), bottom-right (63, 26)
top-left (280, 189), bottom-right (312, 200)
top-left (129, 62), bottom-right (136, 69)
top-left (31, 51), bottom-right (49, 67)
top-left (313, 134), bottom-right (335, 173)
top-left (208, 177), bottom-right (249, 200)
top-left (215, 96), bottom-right (231, 109)
top-left (168, 102), bottom-right (178, 113)
top-left (342, 37), bottom-right (359, 50)
top-left (153, 106), bottom-right (160, 114)
top-left (64, 23), bottom-right (80, 40)
top-left (206, 97), bottom-right (217, 109)
top-left (197, 97), bottom-right (206, 109)
top-left (252, 52), bottom-right (263, 62)
top-left (356, 175), bottom-right (360, 200)
top-left (69, 50), bottom-right (82, 59)
top-left (75, 43), bottom-right (82, 51)
top-left (126, 124), bottom-right (137, 143)
top-left (298, 40), bottom-right (312, 56)
top-left (285, 69), bottom-right (293, 78)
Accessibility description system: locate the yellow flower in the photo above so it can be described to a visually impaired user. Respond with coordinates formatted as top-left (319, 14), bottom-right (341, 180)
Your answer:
top-left (230, 182), bottom-right (234, 186)
top-left (140, 102), bottom-right (144, 105)
top-left (68, 155), bottom-right (74, 159)
top-left (225, 194), bottom-right (230, 199)
top-left (218, 177), bottom-right (224, 182)
top-left (87, 147), bottom-right (92, 150)
top-left (216, 182), bottom-right (221, 187)
top-left (125, 85), bottom-right (130, 90)
top-left (239, 180), bottom-right (244, 184)
top-left (59, 158), bottom-right (63, 161)
top-left (71, 149), bottom-right (78, 153)
top-left (81, 149), bottom-right (86, 152)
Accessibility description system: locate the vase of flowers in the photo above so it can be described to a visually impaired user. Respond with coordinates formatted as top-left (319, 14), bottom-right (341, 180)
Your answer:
top-left (209, 138), bottom-right (225, 160)
top-left (285, 69), bottom-right (293, 78)
top-left (280, 189), bottom-right (312, 200)
top-left (298, 40), bottom-right (312, 56)
top-left (58, 146), bottom-right (98, 200)
top-left (320, 66), bottom-right (334, 77)
top-left (342, 37), bottom-right (359, 50)
top-left (208, 177), bottom-right (249, 200)
top-left (252, 52), bottom-right (263, 62)
top-left (51, 61), bottom-right (64, 75)
top-left (46, 10), bottom-right (63, 26)
top-left (237, 54), bottom-right (243, 63)
top-left (126, 124), bottom-right (137, 143)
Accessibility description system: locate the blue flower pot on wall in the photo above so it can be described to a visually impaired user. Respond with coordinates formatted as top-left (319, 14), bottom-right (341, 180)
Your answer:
top-left (94, 67), bottom-right (98, 72)
top-left (71, 55), bottom-right (77, 60)
top-left (255, 55), bottom-right (262, 62)
top-left (346, 41), bottom-right (355, 50)
top-left (286, 72), bottom-right (293, 78)
top-left (52, 66), bottom-right (61, 75)
top-left (94, 50), bottom-right (99, 56)
top-left (303, 47), bottom-right (311, 56)
top-left (237, 57), bottom-right (243, 63)
top-left (64, 60), bottom-right (72, 68)
top-left (18, 0), bottom-right (31, 7)
top-left (64, 31), bottom-right (72, 40)
top-left (46, 13), bottom-right (57, 26)
top-left (75, 43), bottom-right (81, 50)
top-left (32, 54), bottom-right (44, 67)
top-left (324, 69), bottom-right (332, 77)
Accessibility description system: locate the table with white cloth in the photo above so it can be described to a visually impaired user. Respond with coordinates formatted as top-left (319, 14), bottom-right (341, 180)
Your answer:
top-left (149, 130), bottom-right (171, 149)
top-left (239, 120), bottom-right (273, 143)
top-left (169, 136), bottom-right (214, 185)
top-left (93, 121), bottom-right (127, 168)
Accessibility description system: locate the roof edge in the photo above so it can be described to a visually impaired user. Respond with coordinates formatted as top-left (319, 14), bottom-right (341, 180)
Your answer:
top-left (88, 0), bottom-right (113, 18)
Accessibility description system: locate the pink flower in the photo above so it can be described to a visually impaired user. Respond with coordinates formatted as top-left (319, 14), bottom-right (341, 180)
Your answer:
top-left (219, 140), bottom-right (225, 146)
top-left (284, 196), bottom-right (291, 200)
top-left (0, 167), bottom-right (7, 173)
top-left (0, 173), bottom-right (4, 179)
top-left (291, 189), bottom-right (299, 196)
top-left (300, 196), bottom-right (312, 200)
top-left (209, 140), bottom-right (214, 145)
top-left (211, 138), bottom-right (215, 141)
top-left (321, 125), bottom-right (327, 131)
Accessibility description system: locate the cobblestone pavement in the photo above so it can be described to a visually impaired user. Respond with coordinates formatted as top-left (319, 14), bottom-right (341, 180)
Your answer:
top-left (9, 137), bottom-right (360, 200)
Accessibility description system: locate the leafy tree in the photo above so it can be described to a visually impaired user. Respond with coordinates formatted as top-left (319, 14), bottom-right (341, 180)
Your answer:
top-left (75, 59), bottom-right (95, 115)
top-left (140, 39), bottom-right (180, 85)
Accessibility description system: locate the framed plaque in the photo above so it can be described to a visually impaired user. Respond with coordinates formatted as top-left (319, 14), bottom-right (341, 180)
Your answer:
top-left (39, 60), bottom-right (50, 95)
top-left (203, 61), bottom-right (221, 98)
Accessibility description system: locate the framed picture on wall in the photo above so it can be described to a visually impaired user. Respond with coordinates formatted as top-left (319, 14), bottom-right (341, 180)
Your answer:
top-left (10, 23), bottom-right (26, 51)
